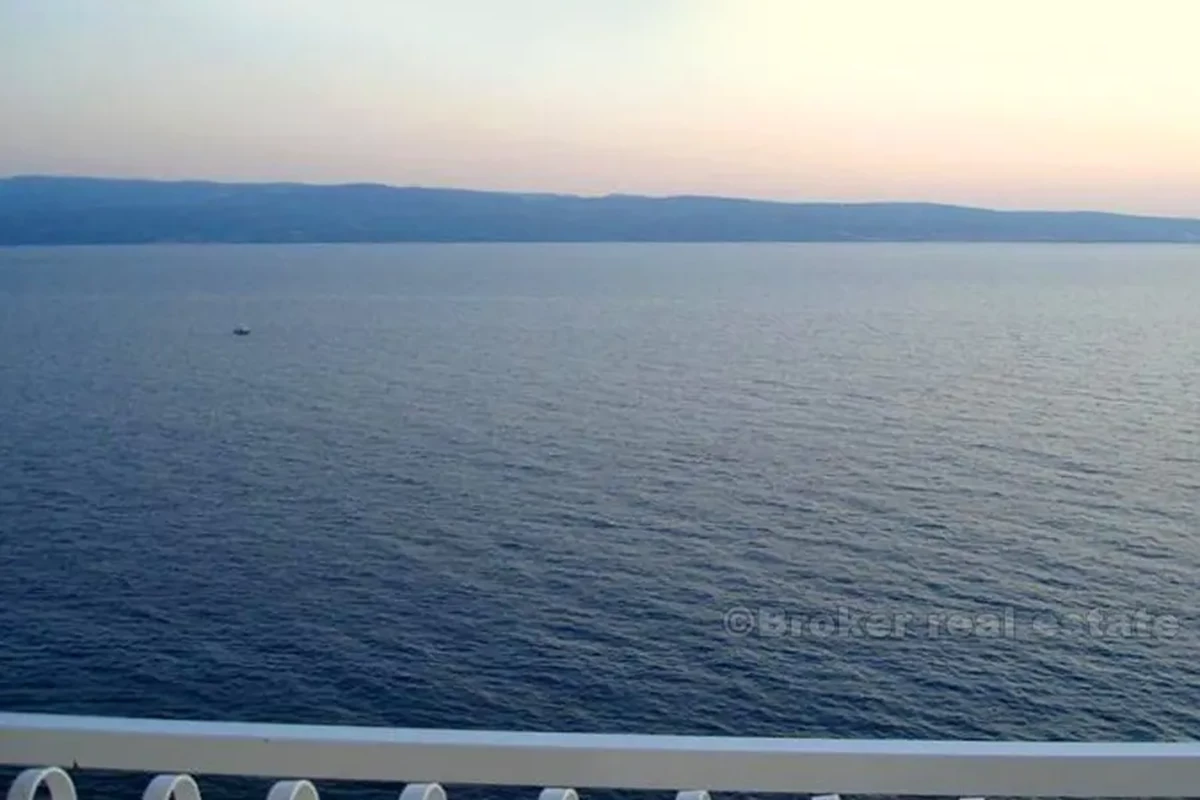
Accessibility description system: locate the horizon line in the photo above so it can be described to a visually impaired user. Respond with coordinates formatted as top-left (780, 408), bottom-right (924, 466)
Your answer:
top-left (5, 173), bottom-right (1200, 223)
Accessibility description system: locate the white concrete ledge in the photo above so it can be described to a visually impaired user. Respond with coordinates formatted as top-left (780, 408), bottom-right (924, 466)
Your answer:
top-left (3, 712), bottom-right (1200, 797)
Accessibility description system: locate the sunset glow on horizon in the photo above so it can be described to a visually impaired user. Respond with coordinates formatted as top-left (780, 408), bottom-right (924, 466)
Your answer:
top-left (3, 0), bottom-right (1199, 215)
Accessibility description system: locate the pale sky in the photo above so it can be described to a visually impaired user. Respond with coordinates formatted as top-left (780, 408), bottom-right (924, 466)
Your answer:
top-left (2, 0), bottom-right (1199, 215)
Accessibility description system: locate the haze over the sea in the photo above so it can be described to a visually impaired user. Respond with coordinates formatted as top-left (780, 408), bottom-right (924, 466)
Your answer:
top-left (1, 0), bottom-right (1198, 216)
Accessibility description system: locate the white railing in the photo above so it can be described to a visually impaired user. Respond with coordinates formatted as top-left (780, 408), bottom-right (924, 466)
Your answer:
top-left (3, 712), bottom-right (1200, 799)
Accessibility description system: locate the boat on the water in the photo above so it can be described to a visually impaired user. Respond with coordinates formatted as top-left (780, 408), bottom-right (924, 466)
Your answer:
top-left (233, 326), bottom-right (251, 336)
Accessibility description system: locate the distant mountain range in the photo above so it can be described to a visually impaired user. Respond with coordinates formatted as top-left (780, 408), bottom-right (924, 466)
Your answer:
top-left (2, 175), bottom-right (1199, 244)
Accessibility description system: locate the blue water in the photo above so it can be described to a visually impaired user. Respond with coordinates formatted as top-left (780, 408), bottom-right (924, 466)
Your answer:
top-left (2, 244), bottom-right (1199, 754)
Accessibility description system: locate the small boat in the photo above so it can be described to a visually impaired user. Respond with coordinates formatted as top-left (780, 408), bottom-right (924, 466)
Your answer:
top-left (233, 326), bottom-right (251, 336)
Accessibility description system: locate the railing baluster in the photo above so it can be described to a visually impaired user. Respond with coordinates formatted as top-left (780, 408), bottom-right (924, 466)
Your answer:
top-left (8, 767), bottom-right (76, 800)
top-left (267, 781), bottom-right (319, 800)
top-left (398, 784), bottom-right (445, 800)
top-left (143, 774), bottom-right (201, 800)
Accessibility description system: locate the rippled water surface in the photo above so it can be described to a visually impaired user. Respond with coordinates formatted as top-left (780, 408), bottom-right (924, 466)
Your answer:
top-left (2, 244), bottom-right (1199, 746)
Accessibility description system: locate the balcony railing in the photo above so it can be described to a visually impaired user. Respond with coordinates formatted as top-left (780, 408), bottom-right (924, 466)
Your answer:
top-left (3, 712), bottom-right (1200, 799)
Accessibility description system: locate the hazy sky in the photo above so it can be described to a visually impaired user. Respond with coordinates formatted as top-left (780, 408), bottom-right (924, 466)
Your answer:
top-left (3, 0), bottom-right (1199, 214)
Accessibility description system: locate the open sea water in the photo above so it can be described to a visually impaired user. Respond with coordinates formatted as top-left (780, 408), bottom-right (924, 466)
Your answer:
top-left (2, 244), bottom-right (1199, 788)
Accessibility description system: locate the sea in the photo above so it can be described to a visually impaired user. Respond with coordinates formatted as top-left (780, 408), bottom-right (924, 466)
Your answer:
top-left (1, 243), bottom-right (1199, 794)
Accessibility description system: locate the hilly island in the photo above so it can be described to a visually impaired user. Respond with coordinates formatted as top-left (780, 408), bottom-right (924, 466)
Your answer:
top-left (2, 175), bottom-right (1199, 245)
